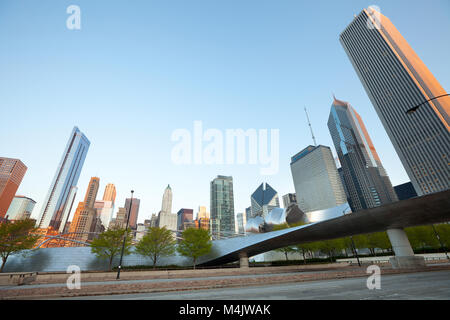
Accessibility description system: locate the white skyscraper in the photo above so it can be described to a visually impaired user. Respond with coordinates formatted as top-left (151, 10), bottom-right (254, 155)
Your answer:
top-left (161, 184), bottom-right (172, 214)
top-left (290, 145), bottom-right (347, 213)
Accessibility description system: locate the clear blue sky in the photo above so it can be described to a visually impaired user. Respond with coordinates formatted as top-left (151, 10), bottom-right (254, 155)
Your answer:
top-left (1, 0), bottom-right (449, 224)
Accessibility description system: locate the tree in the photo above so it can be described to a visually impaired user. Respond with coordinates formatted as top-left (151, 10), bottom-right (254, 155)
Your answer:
top-left (366, 232), bottom-right (391, 256)
top-left (272, 223), bottom-right (298, 261)
top-left (90, 227), bottom-right (132, 271)
top-left (135, 226), bottom-right (176, 269)
top-left (406, 225), bottom-right (439, 253)
top-left (0, 219), bottom-right (40, 272)
top-left (177, 228), bottom-right (212, 269)
top-left (434, 223), bottom-right (450, 250)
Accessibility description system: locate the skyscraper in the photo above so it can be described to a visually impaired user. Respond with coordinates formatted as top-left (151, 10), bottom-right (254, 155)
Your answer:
top-left (102, 183), bottom-right (116, 203)
top-left (161, 185), bottom-right (172, 214)
top-left (328, 97), bottom-right (398, 211)
top-left (210, 175), bottom-right (235, 239)
top-left (5, 195), bottom-right (36, 220)
top-left (125, 197), bottom-right (140, 230)
top-left (290, 145), bottom-right (347, 212)
top-left (282, 193), bottom-right (297, 209)
top-left (37, 126), bottom-right (90, 229)
top-left (340, 7), bottom-right (450, 196)
top-left (0, 157), bottom-right (27, 219)
top-left (68, 177), bottom-right (100, 244)
top-left (177, 208), bottom-right (194, 231)
top-left (250, 182), bottom-right (280, 219)
top-left (94, 200), bottom-right (114, 230)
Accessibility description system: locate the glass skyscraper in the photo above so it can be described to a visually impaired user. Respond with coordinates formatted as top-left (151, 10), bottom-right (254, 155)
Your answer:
top-left (37, 126), bottom-right (90, 230)
top-left (0, 157), bottom-right (27, 219)
top-left (250, 182), bottom-right (280, 219)
top-left (328, 97), bottom-right (398, 211)
top-left (210, 175), bottom-right (235, 239)
top-left (340, 7), bottom-right (450, 196)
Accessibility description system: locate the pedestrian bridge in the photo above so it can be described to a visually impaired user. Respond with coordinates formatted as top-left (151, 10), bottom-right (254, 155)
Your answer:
top-left (3, 190), bottom-right (449, 272)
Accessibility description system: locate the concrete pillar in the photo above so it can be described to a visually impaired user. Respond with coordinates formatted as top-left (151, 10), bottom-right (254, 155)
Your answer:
top-left (387, 228), bottom-right (425, 269)
top-left (239, 252), bottom-right (249, 268)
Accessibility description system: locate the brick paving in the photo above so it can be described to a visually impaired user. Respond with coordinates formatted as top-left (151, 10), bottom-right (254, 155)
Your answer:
top-left (1, 264), bottom-right (449, 300)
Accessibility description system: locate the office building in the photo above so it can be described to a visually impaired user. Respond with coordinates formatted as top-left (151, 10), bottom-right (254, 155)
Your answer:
top-left (394, 182), bottom-right (418, 201)
top-left (5, 195), bottom-right (36, 220)
top-left (197, 206), bottom-right (209, 220)
top-left (340, 7), bottom-right (450, 196)
top-left (125, 197), bottom-right (140, 230)
top-left (37, 127), bottom-right (90, 230)
top-left (94, 200), bottom-right (114, 230)
top-left (290, 145), bottom-right (347, 212)
top-left (250, 182), bottom-right (280, 219)
top-left (328, 97), bottom-right (398, 211)
top-left (282, 193), bottom-right (297, 209)
top-left (236, 212), bottom-right (246, 234)
top-left (68, 177), bottom-right (100, 244)
top-left (161, 185), bottom-right (172, 214)
top-left (177, 208), bottom-right (194, 231)
top-left (102, 183), bottom-right (116, 202)
top-left (0, 157), bottom-right (27, 219)
top-left (210, 175), bottom-right (235, 239)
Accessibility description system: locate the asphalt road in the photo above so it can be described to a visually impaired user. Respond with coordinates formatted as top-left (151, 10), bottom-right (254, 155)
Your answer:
top-left (59, 270), bottom-right (450, 300)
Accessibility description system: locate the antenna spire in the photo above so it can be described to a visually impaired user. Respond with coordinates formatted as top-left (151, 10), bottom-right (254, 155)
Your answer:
top-left (304, 107), bottom-right (317, 146)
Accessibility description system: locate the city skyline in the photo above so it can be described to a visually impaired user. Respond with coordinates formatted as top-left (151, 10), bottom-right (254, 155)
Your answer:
top-left (1, 1), bottom-right (449, 224)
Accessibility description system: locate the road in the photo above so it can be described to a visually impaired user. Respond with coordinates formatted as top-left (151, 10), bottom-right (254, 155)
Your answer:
top-left (59, 270), bottom-right (450, 300)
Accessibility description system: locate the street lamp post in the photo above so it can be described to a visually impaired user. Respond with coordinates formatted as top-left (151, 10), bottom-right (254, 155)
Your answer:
top-left (431, 224), bottom-right (449, 260)
top-left (116, 190), bottom-right (134, 280)
top-left (405, 93), bottom-right (450, 114)
top-left (343, 207), bottom-right (361, 267)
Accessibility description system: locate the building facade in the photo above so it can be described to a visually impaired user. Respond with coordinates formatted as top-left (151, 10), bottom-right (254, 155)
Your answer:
top-left (328, 97), bottom-right (398, 211)
top-left (68, 177), bottom-right (100, 245)
top-left (250, 182), bottom-right (280, 219)
top-left (340, 7), bottom-right (450, 196)
top-left (177, 208), bottom-right (194, 231)
top-left (124, 197), bottom-right (140, 230)
top-left (282, 193), bottom-right (297, 209)
top-left (210, 175), bottom-right (235, 239)
top-left (102, 183), bottom-right (116, 202)
top-left (290, 145), bottom-right (347, 213)
top-left (5, 195), bottom-right (36, 220)
top-left (0, 157), bottom-right (27, 219)
top-left (37, 127), bottom-right (90, 230)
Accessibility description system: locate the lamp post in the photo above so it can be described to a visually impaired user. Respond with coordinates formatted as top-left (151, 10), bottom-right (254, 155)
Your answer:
top-left (343, 206), bottom-right (361, 267)
top-left (405, 93), bottom-right (449, 115)
top-left (116, 190), bottom-right (134, 280)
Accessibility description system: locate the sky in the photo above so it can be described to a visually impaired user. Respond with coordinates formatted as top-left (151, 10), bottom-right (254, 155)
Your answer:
top-left (1, 0), bottom-right (449, 224)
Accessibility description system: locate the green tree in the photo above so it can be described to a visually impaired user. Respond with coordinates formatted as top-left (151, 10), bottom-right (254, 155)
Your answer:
top-left (434, 223), bottom-right (450, 250)
top-left (406, 225), bottom-right (440, 253)
top-left (366, 232), bottom-right (391, 256)
top-left (177, 228), bottom-right (212, 269)
top-left (317, 238), bottom-right (346, 262)
top-left (135, 226), bottom-right (176, 269)
top-left (90, 227), bottom-right (132, 271)
top-left (0, 219), bottom-right (40, 272)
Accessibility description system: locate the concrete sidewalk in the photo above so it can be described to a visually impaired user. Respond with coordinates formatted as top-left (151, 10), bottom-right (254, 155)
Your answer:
top-left (1, 263), bottom-right (450, 300)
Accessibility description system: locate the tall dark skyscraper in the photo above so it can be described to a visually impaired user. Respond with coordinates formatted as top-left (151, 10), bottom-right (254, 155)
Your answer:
top-left (340, 7), bottom-right (450, 196)
top-left (38, 127), bottom-right (90, 230)
top-left (210, 175), bottom-right (235, 239)
top-left (328, 97), bottom-right (398, 211)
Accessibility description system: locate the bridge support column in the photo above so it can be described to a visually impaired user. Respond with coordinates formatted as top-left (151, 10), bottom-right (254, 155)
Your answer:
top-left (387, 228), bottom-right (425, 269)
top-left (239, 252), bottom-right (249, 268)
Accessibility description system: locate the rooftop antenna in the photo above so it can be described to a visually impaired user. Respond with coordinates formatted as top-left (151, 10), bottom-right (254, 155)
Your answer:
top-left (304, 106), bottom-right (317, 146)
